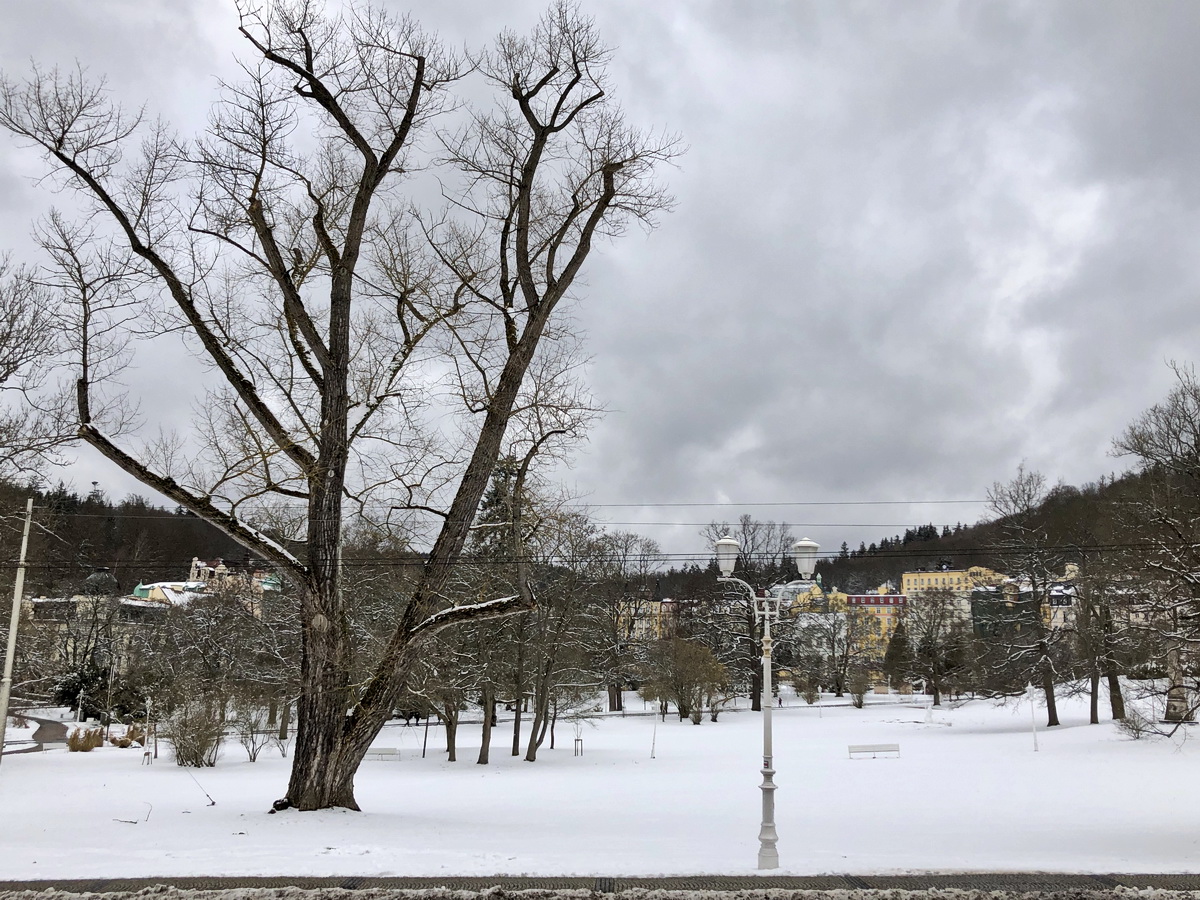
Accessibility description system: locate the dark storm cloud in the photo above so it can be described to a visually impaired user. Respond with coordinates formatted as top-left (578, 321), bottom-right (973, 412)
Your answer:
top-left (2, 1), bottom-right (1199, 560)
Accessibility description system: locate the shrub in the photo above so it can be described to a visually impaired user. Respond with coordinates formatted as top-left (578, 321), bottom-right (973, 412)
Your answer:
top-left (67, 727), bottom-right (103, 752)
top-left (233, 701), bottom-right (272, 762)
top-left (849, 670), bottom-right (872, 709)
top-left (161, 702), bottom-right (225, 767)
top-left (107, 722), bottom-right (147, 748)
top-left (790, 672), bottom-right (820, 705)
top-left (1116, 708), bottom-right (1156, 741)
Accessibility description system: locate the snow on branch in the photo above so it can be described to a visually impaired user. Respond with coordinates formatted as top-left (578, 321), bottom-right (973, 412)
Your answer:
top-left (408, 592), bottom-right (535, 640)
top-left (78, 422), bottom-right (307, 581)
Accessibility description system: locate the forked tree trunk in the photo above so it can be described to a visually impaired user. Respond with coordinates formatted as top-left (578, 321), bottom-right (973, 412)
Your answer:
top-left (524, 685), bottom-right (552, 762)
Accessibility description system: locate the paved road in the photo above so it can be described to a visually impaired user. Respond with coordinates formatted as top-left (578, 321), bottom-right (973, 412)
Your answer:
top-left (1, 874), bottom-right (1199, 893)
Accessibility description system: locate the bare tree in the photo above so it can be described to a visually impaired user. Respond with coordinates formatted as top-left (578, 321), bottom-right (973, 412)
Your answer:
top-left (982, 464), bottom-right (1071, 726)
top-left (1113, 363), bottom-right (1200, 723)
top-left (791, 595), bottom-right (874, 698)
top-left (901, 586), bottom-right (969, 706)
top-left (0, 257), bottom-right (73, 475)
top-left (0, 1), bottom-right (677, 809)
top-left (593, 529), bottom-right (661, 711)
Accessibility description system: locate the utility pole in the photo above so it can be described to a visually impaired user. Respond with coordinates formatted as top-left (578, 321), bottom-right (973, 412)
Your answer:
top-left (0, 498), bottom-right (35, 769)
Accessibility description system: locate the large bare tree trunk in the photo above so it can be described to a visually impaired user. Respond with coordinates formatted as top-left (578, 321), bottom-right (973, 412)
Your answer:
top-left (1089, 671), bottom-right (1100, 724)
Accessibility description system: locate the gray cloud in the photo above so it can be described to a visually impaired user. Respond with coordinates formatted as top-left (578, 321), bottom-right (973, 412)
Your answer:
top-left (3, 1), bottom-right (1199, 564)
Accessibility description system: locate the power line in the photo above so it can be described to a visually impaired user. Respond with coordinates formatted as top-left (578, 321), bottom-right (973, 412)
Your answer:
top-left (0, 541), bottom-right (1178, 573)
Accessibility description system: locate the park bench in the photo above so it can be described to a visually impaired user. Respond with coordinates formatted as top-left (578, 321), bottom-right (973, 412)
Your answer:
top-left (848, 742), bottom-right (900, 759)
top-left (363, 747), bottom-right (400, 761)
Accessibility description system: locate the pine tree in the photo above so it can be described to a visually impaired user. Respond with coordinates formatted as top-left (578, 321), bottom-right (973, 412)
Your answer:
top-left (883, 618), bottom-right (914, 686)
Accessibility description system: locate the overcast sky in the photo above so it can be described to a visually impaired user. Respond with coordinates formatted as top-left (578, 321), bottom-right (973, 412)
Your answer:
top-left (3, 1), bottom-right (1200, 566)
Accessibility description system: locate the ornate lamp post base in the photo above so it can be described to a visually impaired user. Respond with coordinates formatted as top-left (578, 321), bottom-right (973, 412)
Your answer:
top-left (758, 762), bottom-right (779, 869)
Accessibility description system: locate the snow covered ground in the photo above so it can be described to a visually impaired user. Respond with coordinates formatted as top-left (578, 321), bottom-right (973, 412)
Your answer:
top-left (0, 691), bottom-right (1196, 879)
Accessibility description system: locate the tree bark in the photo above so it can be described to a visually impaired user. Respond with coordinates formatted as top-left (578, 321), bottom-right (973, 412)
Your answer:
top-left (607, 684), bottom-right (622, 712)
top-left (511, 618), bottom-right (526, 756)
top-left (1041, 668), bottom-right (1059, 727)
top-left (1165, 644), bottom-right (1193, 722)
top-left (477, 687), bottom-right (494, 765)
top-left (1106, 670), bottom-right (1126, 720)
top-left (1089, 671), bottom-right (1100, 724)
top-left (278, 699), bottom-right (291, 741)
top-left (445, 713), bottom-right (458, 762)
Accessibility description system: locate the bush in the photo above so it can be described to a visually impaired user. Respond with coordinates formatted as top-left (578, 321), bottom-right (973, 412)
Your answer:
top-left (790, 673), bottom-right (820, 705)
top-left (161, 702), bottom-right (225, 767)
top-left (107, 723), bottom-right (146, 749)
top-left (1116, 707), bottom-right (1156, 741)
top-left (849, 670), bottom-right (872, 709)
top-left (232, 701), bottom-right (272, 762)
top-left (67, 727), bottom-right (103, 752)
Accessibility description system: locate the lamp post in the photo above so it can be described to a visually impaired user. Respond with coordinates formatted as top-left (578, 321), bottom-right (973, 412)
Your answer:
top-left (715, 534), bottom-right (819, 870)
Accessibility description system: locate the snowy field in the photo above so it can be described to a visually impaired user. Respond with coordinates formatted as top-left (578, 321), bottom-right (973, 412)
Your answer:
top-left (0, 691), bottom-right (1196, 879)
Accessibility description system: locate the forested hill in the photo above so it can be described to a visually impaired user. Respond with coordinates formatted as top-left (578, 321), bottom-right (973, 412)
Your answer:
top-left (0, 480), bottom-right (248, 598)
top-left (0, 468), bottom-right (1139, 601)
top-left (811, 471), bottom-right (1135, 594)
top-left (653, 471), bottom-right (1138, 600)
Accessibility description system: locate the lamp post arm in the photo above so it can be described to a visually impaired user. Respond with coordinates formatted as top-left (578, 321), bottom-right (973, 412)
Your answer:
top-left (717, 575), bottom-right (756, 599)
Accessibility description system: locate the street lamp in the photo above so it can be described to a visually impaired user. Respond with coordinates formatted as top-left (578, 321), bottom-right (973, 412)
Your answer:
top-left (715, 534), bottom-right (819, 870)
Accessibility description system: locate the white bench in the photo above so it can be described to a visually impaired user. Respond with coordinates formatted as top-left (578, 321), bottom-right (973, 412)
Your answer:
top-left (848, 743), bottom-right (900, 759)
top-left (363, 747), bottom-right (400, 761)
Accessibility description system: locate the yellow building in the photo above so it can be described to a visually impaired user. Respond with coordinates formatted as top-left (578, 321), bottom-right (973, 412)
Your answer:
top-left (845, 594), bottom-right (907, 651)
top-left (900, 566), bottom-right (1002, 597)
top-left (618, 594), bottom-right (677, 642)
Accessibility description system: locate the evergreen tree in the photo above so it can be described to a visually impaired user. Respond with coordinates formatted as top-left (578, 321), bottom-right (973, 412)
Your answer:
top-left (883, 618), bottom-right (914, 685)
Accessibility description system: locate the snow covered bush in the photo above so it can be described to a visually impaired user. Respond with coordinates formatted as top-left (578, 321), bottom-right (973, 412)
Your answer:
top-left (161, 702), bottom-right (224, 767)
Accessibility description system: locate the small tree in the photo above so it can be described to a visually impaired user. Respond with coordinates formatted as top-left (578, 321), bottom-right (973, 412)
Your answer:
top-left (848, 667), bottom-right (872, 709)
top-left (161, 701), bottom-right (225, 768)
top-left (882, 618), bottom-right (914, 689)
top-left (232, 698), bottom-right (272, 762)
top-left (639, 638), bottom-right (728, 723)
